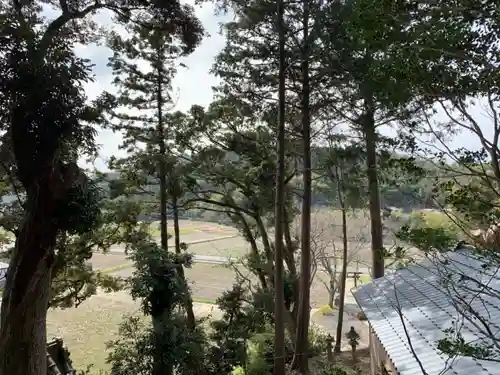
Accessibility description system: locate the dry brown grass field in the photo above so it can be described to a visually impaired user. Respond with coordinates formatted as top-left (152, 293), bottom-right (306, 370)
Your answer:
top-left (47, 270), bottom-right (363, 373)
top-left (98, 211), bottom-right (411, 264)
top-left (110, 262), bottom-right (360, 309)
top-left (47, 291), bottom-right (224, 373)
top-left (61, 212), bottom-right (408, 373)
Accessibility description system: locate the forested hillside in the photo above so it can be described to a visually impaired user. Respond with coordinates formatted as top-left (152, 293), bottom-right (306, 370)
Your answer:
top-left (100, 148), bottom-right (441, 216)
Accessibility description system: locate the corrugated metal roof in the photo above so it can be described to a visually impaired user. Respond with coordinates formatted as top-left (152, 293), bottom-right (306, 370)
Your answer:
top-left (0, 261), bottom-right (6, 288)
top-left (352, 249), bottom-right (500, 375)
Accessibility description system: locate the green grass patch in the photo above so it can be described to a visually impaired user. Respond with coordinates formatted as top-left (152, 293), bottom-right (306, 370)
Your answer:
top-left (192, 298), bottom-right (217, 305)
top-left (358, 274), bottom-right (372, 284)
top-left (315, 304), bottom-right (335, 317)
top-left (98, 263), bottom-right (133, 274)
top-left (407, 210), bottom-right (462, 238)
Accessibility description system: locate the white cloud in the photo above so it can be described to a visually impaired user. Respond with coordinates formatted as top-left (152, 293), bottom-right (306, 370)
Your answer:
top-left (74, 4), bottom-right (230, 171)
top-left (63, 4), bottom-right (496, 171)
top-left (379, 101), bottom-right (493, 155)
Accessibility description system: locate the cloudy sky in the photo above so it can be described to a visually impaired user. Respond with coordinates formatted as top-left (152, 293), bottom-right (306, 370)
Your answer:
top-left (72, 2), bottom-right (230, 170)
top-left (67, 3), bottom-right (494, 171)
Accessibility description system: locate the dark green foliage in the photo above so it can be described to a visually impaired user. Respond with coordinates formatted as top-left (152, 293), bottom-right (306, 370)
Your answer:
top-left (0, 174), bottom-right (146, 309)
top-left (437, 325), bottom-right (500, 362)
top-left (112, 233), bottom-right (208, 375)
top-left (230, 324), bottom-right (328, 375)
top-left (106, 276), bottom-right (329, 375)
top-left (129, 241), bottom-right (193, 317)
top-left (0, 0), bottom-right (204, 317)
top-left (54, 178), bottom-right (103, 235)
top-left (106, 314), bottom-right (208, 375)
top-left (206, 285), bottom-right (268, 374)
top-left (107, 317), bottom-right (154, 375)
top-left (3, 0), bottom-right (500, 372)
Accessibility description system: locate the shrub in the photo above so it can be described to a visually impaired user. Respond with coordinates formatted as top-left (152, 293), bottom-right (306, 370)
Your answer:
top-left (237, 324), bottom-right (329, 375)
top-left (244, 329), bottom-right (294, 375)
top-left (407, 210), bottom-right (462, 239)
top-left (316, 304), bottom-right (335, 316)
top-left (317, 364), bottom-right (349, 375)
top-left (357, 311), bottom-right (367, 321)
top-left (308, 323), bottom-right (329, 357)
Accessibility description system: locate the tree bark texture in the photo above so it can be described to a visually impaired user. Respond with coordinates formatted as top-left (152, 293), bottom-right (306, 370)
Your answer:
top-left (364, 108), bottom-right (385, 279)
top-left (0, 181), bottom-right (61, 375)
top-left (153, 54), bottom-right (173, 375)
top-left (292, 1), bottom-right (311, 370)
top-left (334, 197), bottom-right (349, 353)
top-left (273, 0), bottom-right (287, 372)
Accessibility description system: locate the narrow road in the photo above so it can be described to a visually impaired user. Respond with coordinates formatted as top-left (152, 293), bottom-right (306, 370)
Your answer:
top-left (191, 254), bottom-right (372, 274)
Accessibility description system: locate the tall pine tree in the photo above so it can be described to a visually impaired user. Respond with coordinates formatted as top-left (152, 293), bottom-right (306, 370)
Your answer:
top-left (105, 15), bottom-right (203, 375)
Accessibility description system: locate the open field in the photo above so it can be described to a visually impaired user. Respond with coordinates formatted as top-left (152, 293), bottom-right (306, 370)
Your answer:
top-left (105, 220), bottom-right (246, 258)
top-left (157, 213), bottom-right (413, 263)
top-left (186, 236), bottom-right (257, 258)
top-left (47, 283), bottom-right (367, 373)
top-left (103, 216), bottom-right (407, 263)
top-left (110, 262), bottom-right (361, 308)
top-left (56, 216), bottom-right (380, 373)
top-left (47, 292), bottom-right (223, 373)
top-left (90, 217), bottom-right (414, 310)
top-left (57, 214), bottom-right (403, 371)
top-left (147, 219), bottom-right (238, 235)
top-left (103, 235), bottom-right (251, 259)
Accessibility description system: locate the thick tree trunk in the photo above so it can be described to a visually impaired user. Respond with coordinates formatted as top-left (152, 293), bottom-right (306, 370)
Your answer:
top-left (274, 0), bottom-right (287, 372)
top-left (292, 1), bottom-right (311, 370)
top-left (157, 93), bottom-right (168, 253)
top-left (0, 186), bottom-right (59, 375)
top-left (334, 205), bottom-right (349, 353)
top-left (328, 284), bottom-right (335, 309)
top-left (154, 57), bottom-right (172, 375)
top-left (364, 108), bottom-right (384, 279)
